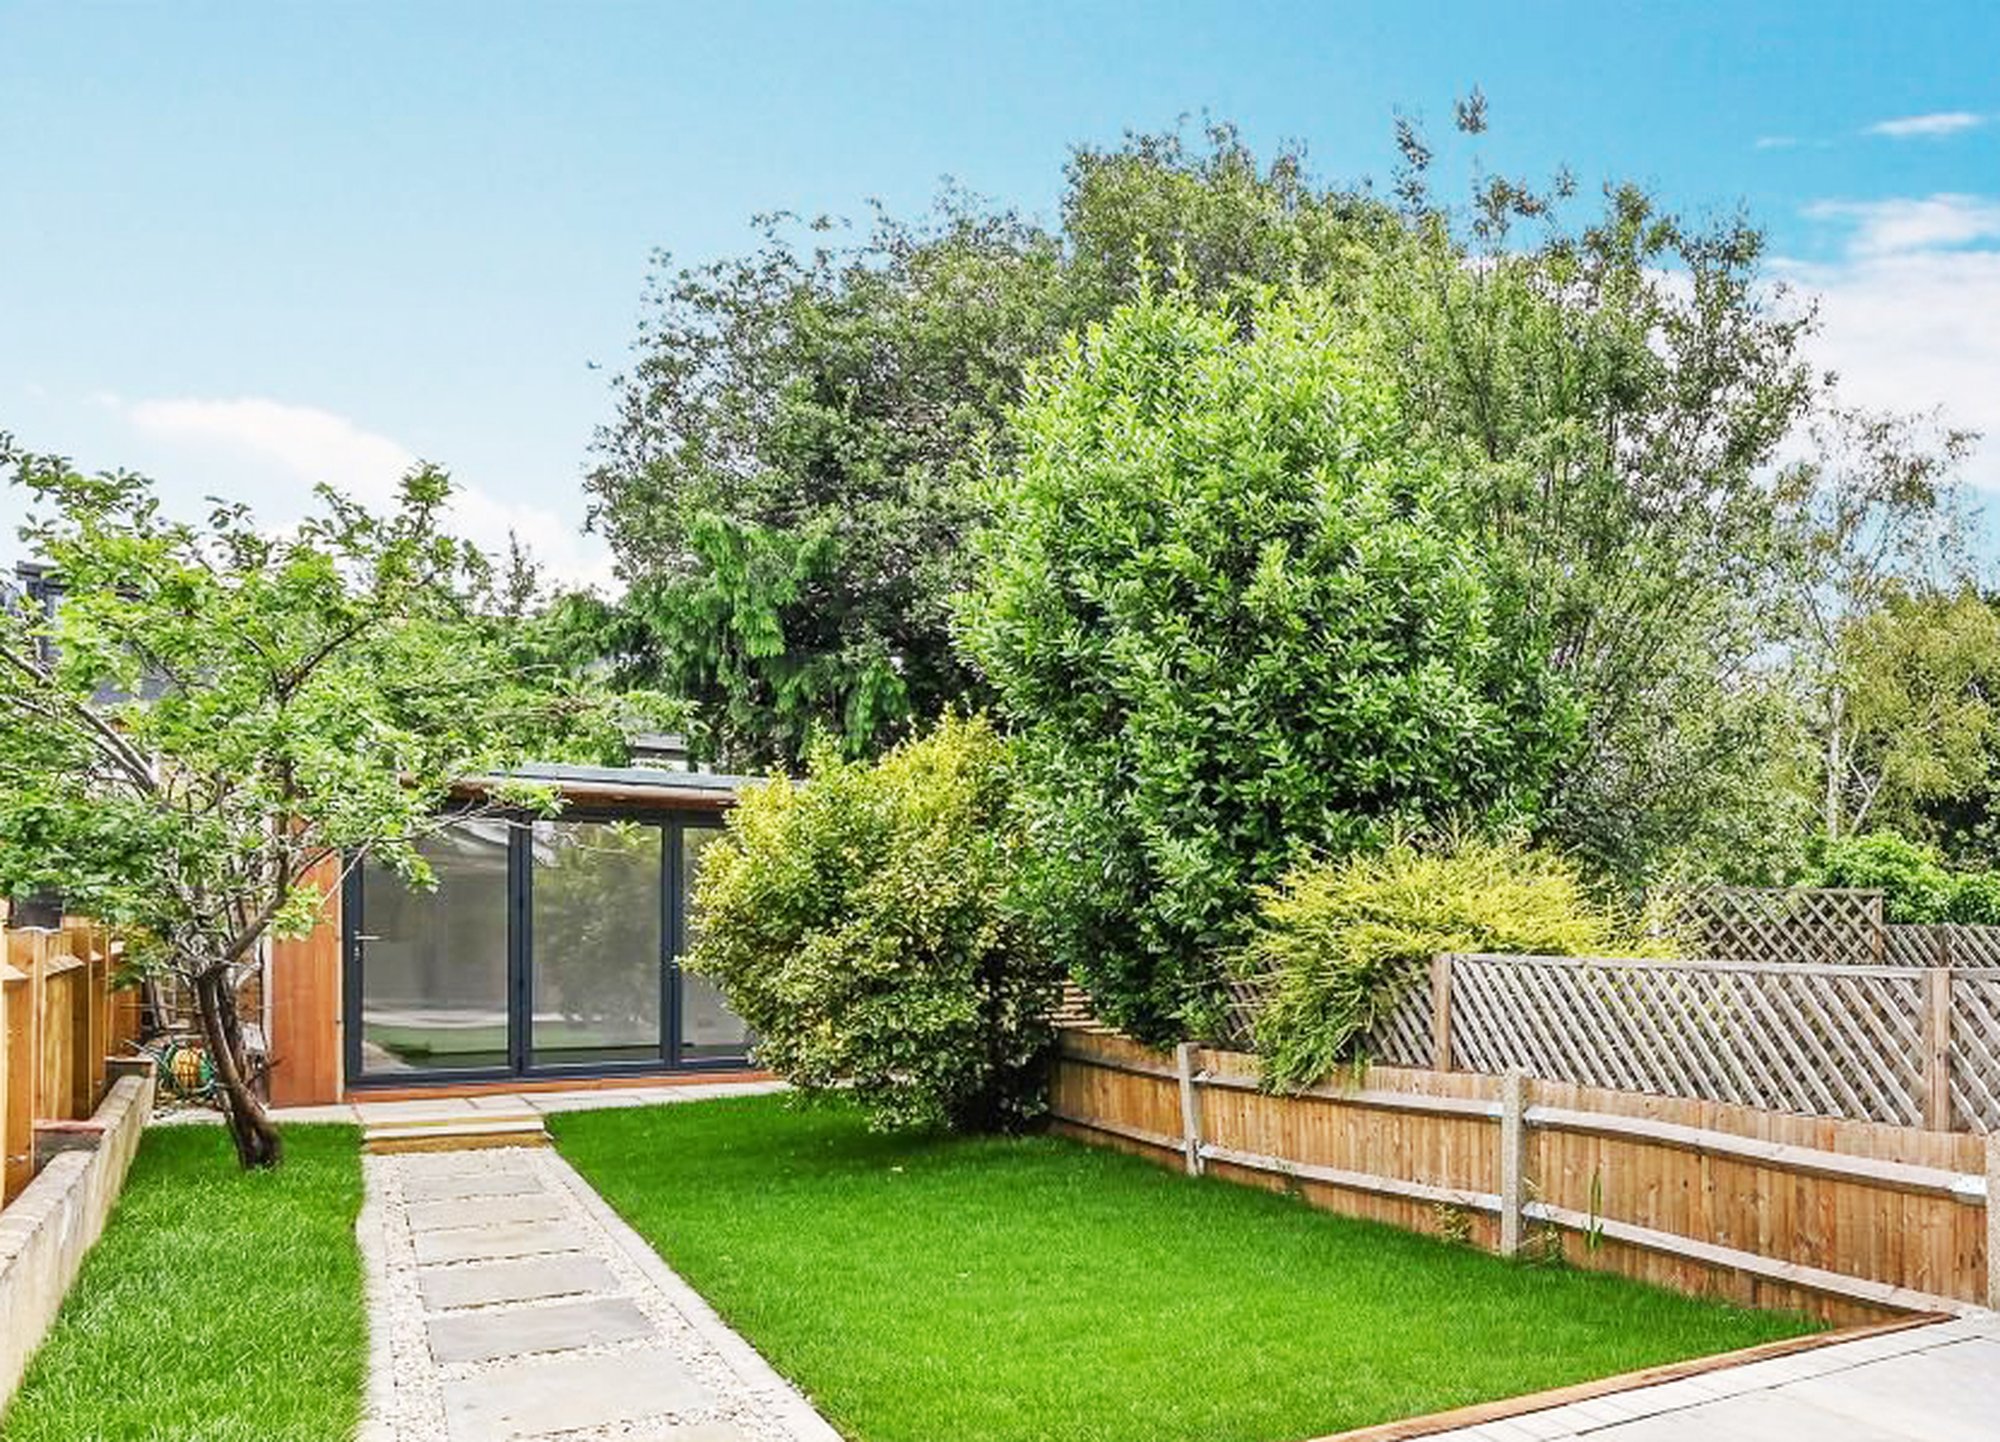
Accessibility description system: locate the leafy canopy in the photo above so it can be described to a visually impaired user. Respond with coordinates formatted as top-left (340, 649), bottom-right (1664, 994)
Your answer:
top-left (687, 715), bottom-right (1057, 1132)
top-left (583, 124), bottom-right (1399, 769)
top-left (957, 284), bottom-right (1581, 1043)
top-left (0, 441), bottom-right (678, 1165)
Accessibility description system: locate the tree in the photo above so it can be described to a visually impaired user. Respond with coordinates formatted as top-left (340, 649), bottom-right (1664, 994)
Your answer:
top-left (1772, 406), bottom-right (1978, 839)
top-left (0, 441), bottom-right (676, 1168)
top-left (1343, 113), bottom-right (1822, 882)
top-left (687, 715), bottom-right (1055, 1131)
top-left (584, 125), bottom-right (1397, 769)
top-left (957, 285), bottom-right (1581, 1042)
top-left (581, 200), bottom-right (1075, 768)
top-left (1830, 587), bottom-right (2000, 839)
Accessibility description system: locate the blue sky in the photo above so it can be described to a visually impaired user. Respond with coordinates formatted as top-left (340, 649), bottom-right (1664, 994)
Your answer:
top-left (5, 1), bottom-right (2000, 584)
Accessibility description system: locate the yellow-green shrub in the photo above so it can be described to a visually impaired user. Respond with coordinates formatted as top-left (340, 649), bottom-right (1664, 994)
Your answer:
top-left (1237, 836), bottom-right (1667, 1091)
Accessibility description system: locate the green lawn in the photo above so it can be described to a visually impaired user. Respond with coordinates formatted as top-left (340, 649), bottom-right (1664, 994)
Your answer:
top-left (0, 1125), bottom-right (366, 1442)
top-left (555, 1096), bottom-right (1814, 1442)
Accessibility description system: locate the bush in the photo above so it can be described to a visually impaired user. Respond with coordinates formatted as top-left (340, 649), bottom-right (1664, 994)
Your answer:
top-left (957, 285), bottom-right (1581, 1042)
top-left (1238, 837), bottom-right (1663, 1091)
top-left (687, 715), bottom-right (1056, 1131)
top-left (1947, 871), bottom-right (2000, 925)
top-left (1808, 831), bottom-right (1955, 924)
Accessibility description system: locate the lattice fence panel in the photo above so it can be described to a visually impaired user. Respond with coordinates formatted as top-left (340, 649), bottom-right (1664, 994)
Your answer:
top-left (1366, 983), bottom-right (1433, 1067)
top-left (1444, 955), bottom-right (1929, 1127)
top-left (1949, 970), bottom-right (2000, 1132)
top-left (1220, 974), bottom-right (1269, 1048)
top-left (1665, 888), bottom-right (1885, 967)
top-left (1884, 925), bottom-right (2000, 968)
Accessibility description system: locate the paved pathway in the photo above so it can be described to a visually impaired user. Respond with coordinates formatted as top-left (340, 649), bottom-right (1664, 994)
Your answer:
top-left (359, 1140), bottom-right (841, 1442)
top-left (1421, 1313), bottom-right (2000, 1441)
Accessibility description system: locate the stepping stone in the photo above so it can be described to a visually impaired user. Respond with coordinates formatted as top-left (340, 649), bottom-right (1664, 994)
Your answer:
top-left (403, 1169), bottom-right (543, 1203)
top-left (441, 1344), bottom-right (710, 1440)
top-left (413, 1218), bottom-right (588, 1266)
top-left (407, 1192), bottom-right (567, 1233)
top-left (419, 1254), bottom-right (621, 1311)
top-left (426, 1295), bottom-right (653, 1364)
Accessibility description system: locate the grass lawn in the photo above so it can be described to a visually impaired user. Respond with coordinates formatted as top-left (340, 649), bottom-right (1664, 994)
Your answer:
top-left (555, 1096), bottom-right (1815, 1442)
top-left (0, 1125), bottom-right (366, 1442)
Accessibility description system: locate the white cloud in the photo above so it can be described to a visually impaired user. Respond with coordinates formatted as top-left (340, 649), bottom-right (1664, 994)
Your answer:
top-left (1754, 135), bottom-right (1800, 151)
top-left (1780, 195), bottom-right (2000, 490)
top-left (1803, 194), bottom-right (2000, 258)
top-left (123, 396), bottom-right (614, 589)
top-left (1865, 111), bottom-right (1988, 139)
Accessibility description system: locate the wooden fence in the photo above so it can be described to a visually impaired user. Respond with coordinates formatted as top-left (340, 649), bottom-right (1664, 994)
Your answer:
top-left (1051, 1028), bottom-right (2000, 1326)
top-left (2, 923), bottom-right (139, 1203)
top-left (1671, 886), bottom-right (2000, 969)
top-left (1356, 953), bottom-right (2000, 1133)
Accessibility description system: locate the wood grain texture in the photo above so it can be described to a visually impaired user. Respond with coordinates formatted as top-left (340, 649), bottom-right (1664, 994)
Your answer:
top-left (1051, 1029), bottom-right (1991, 1324)
top-left (267, 855), bottom-right (344, 1106)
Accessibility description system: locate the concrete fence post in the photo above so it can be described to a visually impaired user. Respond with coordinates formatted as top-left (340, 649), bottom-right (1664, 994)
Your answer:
top-left (1174, 1041), bottom-right (1205, 1178)
top-left (1498, 1067), bottom-right (1530, 1257)
top-left (1988, 1134), bottom-right (2000, 1311)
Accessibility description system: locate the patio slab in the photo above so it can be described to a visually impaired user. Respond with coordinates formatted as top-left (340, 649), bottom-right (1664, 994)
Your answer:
top-left (1416, 1315), bottom-right (2000, 1441)
top-left (405, 1192), bottom-right (567, 1232)
top-left (417, 1253), bottom-right (621, 1311)
top-left (438, 1344), bottom-right (711, 1440)
top-left (410, 1217), bottom-right (589, 1265)
top-left (400, 1167), bottom-right (544, 1203)
top-left (426, 1295), bottom-right (653, 1363)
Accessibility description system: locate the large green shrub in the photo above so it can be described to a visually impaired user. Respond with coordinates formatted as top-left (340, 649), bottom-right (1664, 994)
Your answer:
top-left (957, 286), bottom-right (1582, 1042)
top-left (1240, 837), bottom-right (1663, 1092)
top-left (1808, 831), bottom-right (1955, 923)
top-left (1808, 829), bottom-right (2000, 925)
top-left (687, 715), bottom-right (1057, 1131)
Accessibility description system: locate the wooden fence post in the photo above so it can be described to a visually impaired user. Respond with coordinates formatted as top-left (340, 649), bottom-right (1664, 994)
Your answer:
top-left (2, 950), bottom-right (32, 1202)
top-left (1430, 954), bottom-right (1454, 1072)
top-left (1498, 1068), bottom-right (1530, 1257)
top-left (1174, 1041), bottom-right (1205, 1178)
top-left (1924, 968), bottom-right (1954, 1131)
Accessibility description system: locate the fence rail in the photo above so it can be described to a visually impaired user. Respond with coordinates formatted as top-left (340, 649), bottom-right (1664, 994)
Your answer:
top-left (1050, 1029), bottom-right (2000, 1326)
top-left (2, 922), bottom-right (139, 1202)
top-left (1357, 953), bottom-right (2000, 1133)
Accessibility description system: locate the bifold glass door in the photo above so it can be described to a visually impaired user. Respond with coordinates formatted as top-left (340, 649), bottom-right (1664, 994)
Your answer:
top-left (529, 820), bottom-right (663, 1067)
top-left (348, 819), bottom-right (512, 1076)
top-left (348, 812), bottom-right (748, 1082)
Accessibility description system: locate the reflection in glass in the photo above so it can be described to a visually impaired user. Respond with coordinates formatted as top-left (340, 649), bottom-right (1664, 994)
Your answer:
top-left (679, 824), bottom-right (753, 1059)
top-left (532, 820), bottom-right (664, 1066)
top-left (358, 821), bottom-right (511, 1074)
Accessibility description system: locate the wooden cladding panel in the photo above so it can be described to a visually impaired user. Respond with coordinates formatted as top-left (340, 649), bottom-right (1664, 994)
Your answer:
top-left (267, 857), bottom-right (343, 1107)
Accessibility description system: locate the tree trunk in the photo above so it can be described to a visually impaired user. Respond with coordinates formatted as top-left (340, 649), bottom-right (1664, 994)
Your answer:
top-left (1825, 685), bottom-right (1846, 840)
top-left (193, 966), bottom-right (283, 1169)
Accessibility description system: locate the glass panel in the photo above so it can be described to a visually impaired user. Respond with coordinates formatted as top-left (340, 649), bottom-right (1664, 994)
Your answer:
top-left (358, 820), bottom-right (511, 1074)
top-left (531, 820), bottom-right (663, 1066)
top-left (679, 823), bottom-right (753, 1060)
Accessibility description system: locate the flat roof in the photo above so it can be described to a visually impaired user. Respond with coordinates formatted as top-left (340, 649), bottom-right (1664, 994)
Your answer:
top-left (457, 761), bottom-right (766, 809)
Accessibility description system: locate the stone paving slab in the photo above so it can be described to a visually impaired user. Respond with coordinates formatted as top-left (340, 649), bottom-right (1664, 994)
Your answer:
top-left (402, 1168), bottom-right (545, 1203)
top-left (411, 1217), bottom-right (589, 1265)
top-left (406, 1192), bottom-right (568, 1233)
top-left (439, 1343), bottom-right (712, 1440)
top-left (418, 1253), bottom-right (622, 1311)
top-left (426, 1295), bottom-right (654, 1363)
